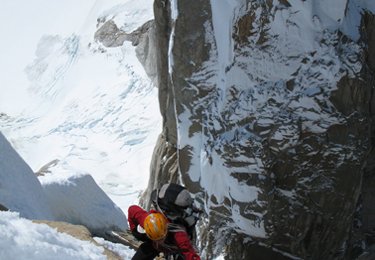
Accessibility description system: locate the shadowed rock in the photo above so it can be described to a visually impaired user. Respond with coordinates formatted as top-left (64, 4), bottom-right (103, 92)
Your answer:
top-left (0, 204), bottom-right (8, 211)
top-left (146, 0), bottom-right (375, 259)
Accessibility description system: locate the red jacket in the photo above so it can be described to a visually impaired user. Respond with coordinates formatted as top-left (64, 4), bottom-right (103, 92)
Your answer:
top-left (128, 205), bottom-right (200, 260)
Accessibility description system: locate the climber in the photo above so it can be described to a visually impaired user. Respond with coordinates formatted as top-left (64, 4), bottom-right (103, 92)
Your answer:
top-left (150, 183), bottom-right (201, 239)
top-left (128, 204), bottom-right (200, 260)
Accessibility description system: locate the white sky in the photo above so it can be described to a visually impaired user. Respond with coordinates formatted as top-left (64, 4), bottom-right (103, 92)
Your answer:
top-left (0, 0), bottom-right (97, 115)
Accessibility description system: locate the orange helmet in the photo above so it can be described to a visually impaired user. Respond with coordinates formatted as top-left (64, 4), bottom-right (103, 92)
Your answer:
top-left (143, 213), bottom-right (168, 240)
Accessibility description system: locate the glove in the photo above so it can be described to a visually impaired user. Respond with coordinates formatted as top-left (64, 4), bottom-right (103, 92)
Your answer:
top-left (154, 252), bottom-right (166, 260)
top-left (137, 225), bottom-right (146, 234)
top-left (132, 225), bottom-right (148, 241)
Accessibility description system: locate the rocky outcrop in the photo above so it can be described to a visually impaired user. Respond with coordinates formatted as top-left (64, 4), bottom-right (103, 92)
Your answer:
top-left (347, 11), bottom-right (375, 260)
top-left (41, 173), bottom-right (128, 236)
top-left (94, 20), bottom-right (127, 48)
top-left (94, 19), bottom-right (158, 83)
top-left (0, 132), bottom-right (54, 220)
top-left (35, 159), bottom-right (59, 176)
top-left (33, 220), bottom-right (122, 260)
top-left (146, 0), bottom-right (375, 259)
top-left (141, 134), bottom-right (179, 208)
top-left (0, 130), bottom-right (128, 239)
top-left (0, 204), bottom-right (8, 211)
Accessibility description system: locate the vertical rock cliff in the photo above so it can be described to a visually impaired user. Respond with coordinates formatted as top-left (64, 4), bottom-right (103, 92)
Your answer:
top-left (146, 0), bottom-right (375, 259)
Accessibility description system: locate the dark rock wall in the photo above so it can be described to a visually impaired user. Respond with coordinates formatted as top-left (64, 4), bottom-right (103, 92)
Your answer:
top-left (146, 1), bottom-right (375, 259)
top-left (349, 11), bottom-right (375, 259)
top-left (153, 0), bottom-right (178, 145)
top-left (141, 0), bottom-right (180, 207)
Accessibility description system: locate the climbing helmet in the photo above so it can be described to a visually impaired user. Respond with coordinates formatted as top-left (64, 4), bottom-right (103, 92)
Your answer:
top-left (143, 213), bottom-right (168, 240)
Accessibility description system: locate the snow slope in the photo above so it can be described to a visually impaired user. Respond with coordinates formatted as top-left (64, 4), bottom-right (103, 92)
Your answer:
top-left (0, 0), bottom-right (159, 211)
top-left (0, 211), bottom-right (107, 260)
top-left (0, 130), bottom-right (131, 258)
top-left (0, 132), bottom-right (53, 220)
top-left (0, 211), bottom-right (135, 260)
top-left (0, 0), bottom-right (158, 258)
top-left (0, 131), bottom-right (127, 234)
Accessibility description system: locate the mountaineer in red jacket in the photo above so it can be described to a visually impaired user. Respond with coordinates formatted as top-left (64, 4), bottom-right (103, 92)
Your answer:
top-left (128, 205), bottom-right (200, 260)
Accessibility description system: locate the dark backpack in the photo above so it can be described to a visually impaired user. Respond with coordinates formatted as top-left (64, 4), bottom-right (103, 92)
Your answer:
top-left (151, 183), bottom-right (200, 238)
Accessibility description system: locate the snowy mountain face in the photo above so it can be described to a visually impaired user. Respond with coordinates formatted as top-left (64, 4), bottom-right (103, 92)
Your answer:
top-left (0, 0), bottom-right (158, 258)
top-left (0, 0), bottom-right (160, 212)
top-left (147, 0), bottom-right (375, 259)
top-left (0, 132), bottom-right (129, 259)
top-left (0, 132), bottom-right (53, 220)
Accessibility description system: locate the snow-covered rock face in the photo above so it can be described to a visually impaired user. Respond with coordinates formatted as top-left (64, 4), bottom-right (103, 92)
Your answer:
top-left (41, 173), bottom-right (128, 235)
top-left (0, 132), bottom-right (53, 220)
top-left (150, 0), bottom-right (375, 259)
top-left (0, 132), bottom-right (127, 235)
